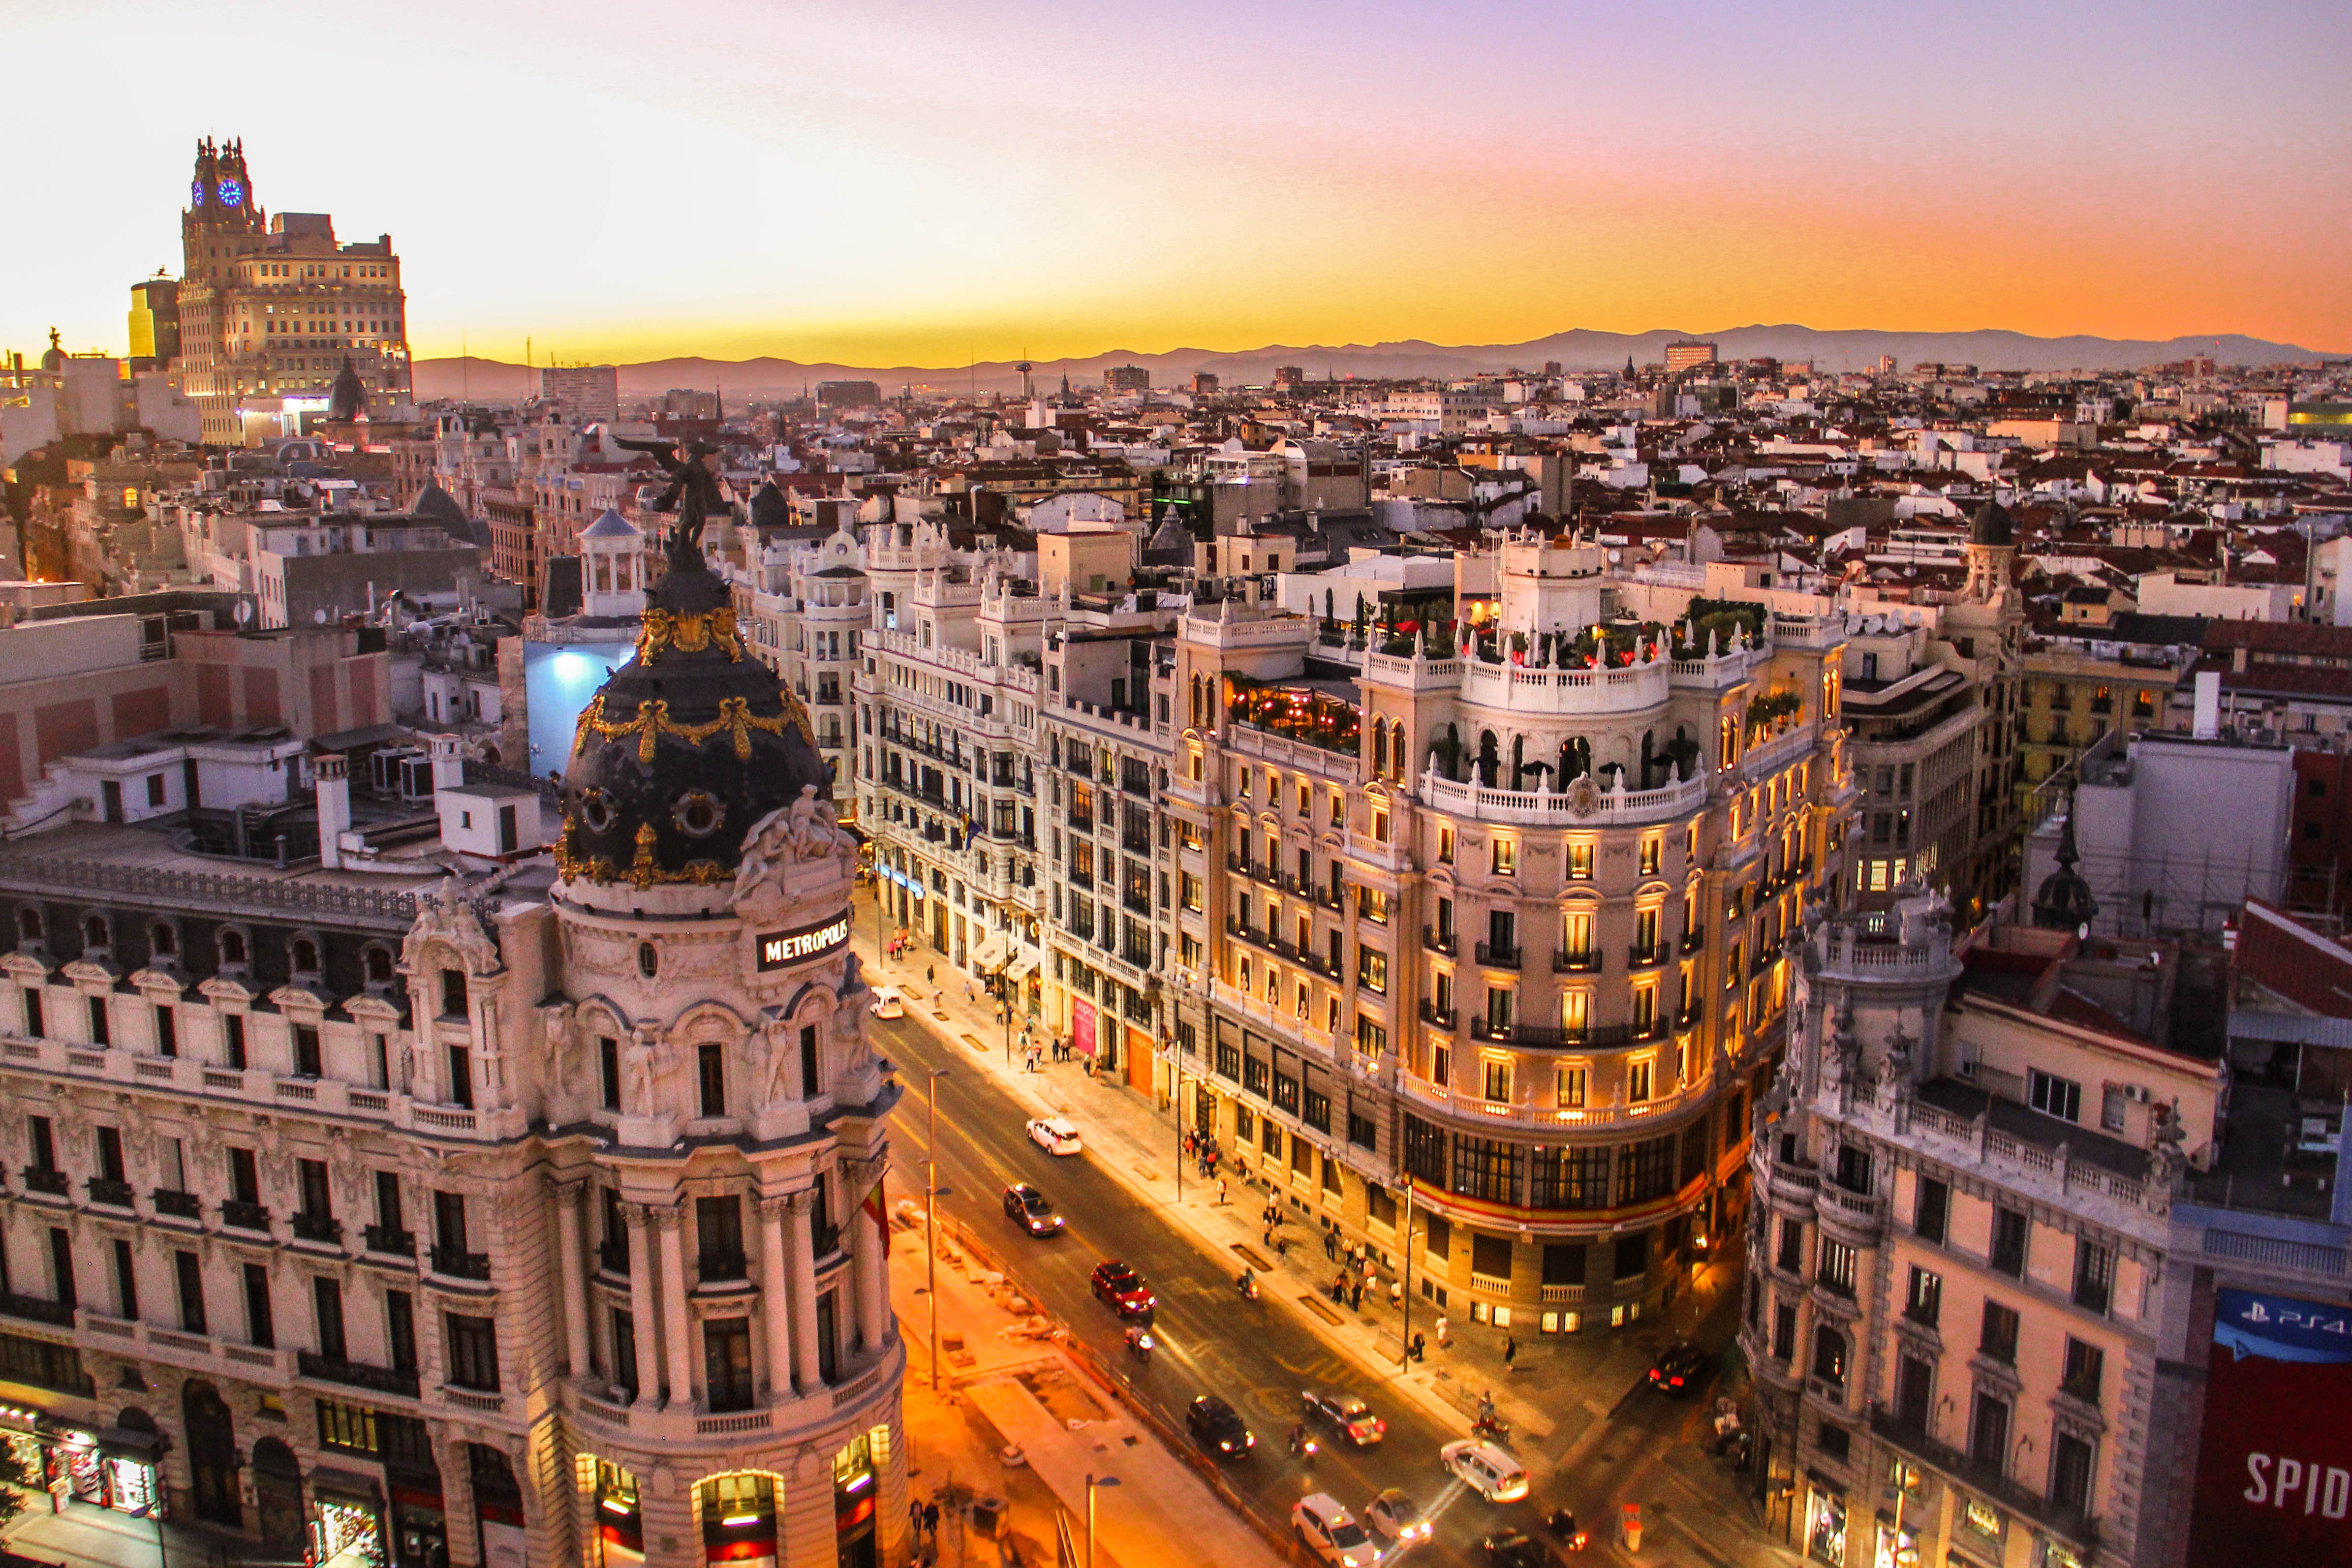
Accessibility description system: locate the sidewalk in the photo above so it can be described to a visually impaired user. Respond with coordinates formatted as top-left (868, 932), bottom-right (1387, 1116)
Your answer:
top-left (862, 893), bottom-right (1733, 1465)
top-left (891, 1201), bottom-right (1284, 1568)
top-left (0, 1499), bottom-right (273, 1568)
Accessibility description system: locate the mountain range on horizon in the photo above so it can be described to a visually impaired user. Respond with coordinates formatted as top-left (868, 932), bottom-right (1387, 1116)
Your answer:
top-left (410, 323), bottom-right (2344, 405)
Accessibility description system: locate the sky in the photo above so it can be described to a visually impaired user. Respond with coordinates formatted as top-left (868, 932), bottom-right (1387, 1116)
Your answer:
top-left (4, 0), bottom-right (2348, 366)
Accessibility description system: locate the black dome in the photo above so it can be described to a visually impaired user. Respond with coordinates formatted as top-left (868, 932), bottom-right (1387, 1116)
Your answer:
top-left (328, 356), bottom-right (366, 422)
top-left (2031, 801), bottom-right (2099, 932)
top-left (557, 532), bottom-right (828, 889)
top-left (1969, 498), bottom-right (2015, 548)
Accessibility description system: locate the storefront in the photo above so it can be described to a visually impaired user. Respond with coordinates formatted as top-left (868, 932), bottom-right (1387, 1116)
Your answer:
top-left (17, 1416), bottom-right (165, 1520)
top-left (1805, 1481), bottom-right (1849, 1568)
top-left (594, 1461), bottom-right (644, 1567)
top-left (833, 1434), bottom-right (879, 1568)
top-left (310, 1468), bottom-right (387, 1568)
top-left (699, 1472), bottom-right (778, 1568)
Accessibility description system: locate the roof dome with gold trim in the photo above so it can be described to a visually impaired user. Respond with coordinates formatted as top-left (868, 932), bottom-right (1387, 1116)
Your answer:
top-left (558, 459), bottom-right (827, 889)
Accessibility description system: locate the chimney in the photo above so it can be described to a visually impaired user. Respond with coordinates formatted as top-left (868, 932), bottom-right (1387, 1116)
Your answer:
top-left (314, 753), bottom-right (350, 869)
top-left (429, 734), bottom-right (465, 791)
top-left (2193, 670), bottom-right (2221, 740)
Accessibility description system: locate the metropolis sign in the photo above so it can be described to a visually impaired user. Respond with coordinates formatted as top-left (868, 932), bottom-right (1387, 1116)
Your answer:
top-left (2188, 1287), bottom-right (2352, 1567)
top-left (756, 914), bottom-right (851, 971)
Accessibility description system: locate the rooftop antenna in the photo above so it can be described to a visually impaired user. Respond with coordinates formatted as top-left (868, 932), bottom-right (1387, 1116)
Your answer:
top-left (1017, 349), bottom-right (1034, 402)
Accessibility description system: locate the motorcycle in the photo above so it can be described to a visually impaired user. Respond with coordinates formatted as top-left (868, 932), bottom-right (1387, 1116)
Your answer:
top-left (1547, 1509), bottom-right (1589, 1551)
top-left (1124, 1327), bottom-right (1154, 1366)
top-left (1237, 1270), bottom-right (1261, 1301)
top-left (1287, 1424), bottom-right (1318, 1466)
top-left (1471, 1411), bottom-right (1512, 1442)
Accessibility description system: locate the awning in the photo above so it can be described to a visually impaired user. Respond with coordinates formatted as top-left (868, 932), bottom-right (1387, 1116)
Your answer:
top-left (308, 1465), bottom-right (384, 1504)
top-left (971, 935), bottom-right (1009, 971)
top-left (94, 1426), bottom-right (162, 1462)
top-left (1005, 955), bottom-right (1038, 983)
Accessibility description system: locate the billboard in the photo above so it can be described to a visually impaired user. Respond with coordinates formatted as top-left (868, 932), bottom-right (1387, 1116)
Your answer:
top-left (2188, 1288), bottom-right (2352, 1568)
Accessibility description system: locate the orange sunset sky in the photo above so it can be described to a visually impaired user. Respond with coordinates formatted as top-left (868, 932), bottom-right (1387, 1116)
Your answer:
top-left (5, 0), bottom-right (2347, 367)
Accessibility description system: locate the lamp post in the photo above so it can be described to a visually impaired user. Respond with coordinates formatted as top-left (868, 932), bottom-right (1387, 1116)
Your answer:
top-left (1084, 1474), bottom-right (1120, 1568)
top-left (1396, 1178), bottom-right (1421, 1369)
top-left (925, 1067), bottom-right (948, 1391)
top-left (1172, 1054), bottom-right (1185, 1202)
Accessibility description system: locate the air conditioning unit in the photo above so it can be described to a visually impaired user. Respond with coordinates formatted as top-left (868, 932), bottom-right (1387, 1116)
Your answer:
top-left (2123, 1083), bottom-right (2151, 1104)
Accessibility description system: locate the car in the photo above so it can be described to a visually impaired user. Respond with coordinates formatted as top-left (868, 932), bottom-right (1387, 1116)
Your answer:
top-left (1301, 1389), bottom-right (1387, 1447)
top-left (1441, 1439), bottom-right (1530, 1503)
top-left (1293, 1493), bottom-right (1381, 1568)
top-left (1363, 1490), bottom-right (1430, 1547)
top-left (1001, 1183), bottom-right (1063, 1235)
top-left (1026, 1116), bottom-right (1082, 1156)
top-left (1480, 1530), bottom-right (1559, 1568)
top-left (1186, 1394), bottom-right (1255, 1458)
top-left (868, 986), bottom-right (905, 1019)
top-left (1647, 1340), bottom-right (1709, 1396)
top-left (1089, 1260), bottom-right (1155, 1316)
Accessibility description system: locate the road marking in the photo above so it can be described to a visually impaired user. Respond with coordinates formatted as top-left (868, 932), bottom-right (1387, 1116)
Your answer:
top-left (960, 1033), bottom-right (988, 1051)
top-left (1296, 1294), bottom-right (1344, 1326)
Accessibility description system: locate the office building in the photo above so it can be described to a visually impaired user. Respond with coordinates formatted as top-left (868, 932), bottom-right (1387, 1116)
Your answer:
top-left (535, 366), bottom-right (619, 424)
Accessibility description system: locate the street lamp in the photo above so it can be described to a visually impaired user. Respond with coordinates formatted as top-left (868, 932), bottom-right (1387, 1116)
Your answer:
top-left (1084, 1474), bottom-right (1121, 1568)
top-left (924, 1067), bottom-right (949, 1391)
top-left (1396, 1178), bottom-right (1423, 1369)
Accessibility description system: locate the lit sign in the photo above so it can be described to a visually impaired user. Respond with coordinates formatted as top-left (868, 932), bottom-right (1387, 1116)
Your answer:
top-left (757, 915), bottom-right (850, 971)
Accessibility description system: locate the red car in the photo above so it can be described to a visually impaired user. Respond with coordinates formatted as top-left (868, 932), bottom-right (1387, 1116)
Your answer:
top-left (1090, 1260), bottom-right (1156, 1317)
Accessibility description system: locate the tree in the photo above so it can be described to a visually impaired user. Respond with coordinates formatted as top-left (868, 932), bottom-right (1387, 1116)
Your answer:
top-left (0, 1433), bottom-right (43, 1526)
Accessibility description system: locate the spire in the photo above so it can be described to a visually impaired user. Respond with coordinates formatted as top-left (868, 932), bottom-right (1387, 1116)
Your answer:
top-left (2031, 790), bottom-right (2100, 931)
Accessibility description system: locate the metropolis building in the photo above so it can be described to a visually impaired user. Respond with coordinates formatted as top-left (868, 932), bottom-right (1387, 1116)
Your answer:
top-left (0, 520), bottom-right (905, 1567)
top-left (1168, 534), bottom-right (1857, 1330)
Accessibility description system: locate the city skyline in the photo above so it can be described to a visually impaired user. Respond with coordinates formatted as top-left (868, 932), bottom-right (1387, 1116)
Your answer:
top-left (6, 0), bottom-right (2349, 367)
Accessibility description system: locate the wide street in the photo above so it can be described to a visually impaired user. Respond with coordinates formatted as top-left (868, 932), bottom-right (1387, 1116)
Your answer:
top-left (872, 1008), bottom-right (1774, 1568)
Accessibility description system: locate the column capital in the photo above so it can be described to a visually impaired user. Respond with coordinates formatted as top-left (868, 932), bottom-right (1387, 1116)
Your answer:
top-left (617, 1199), bottom-right (657, 1229)
top-left (647, 1203), bottom-right (684, 1233)
top-left (756, 1194), bottom-right (794, 1224)
top-left (784, 1187), bottom-right (820, 1217)
top-left (550, 1177), bottom-right (590, 1205)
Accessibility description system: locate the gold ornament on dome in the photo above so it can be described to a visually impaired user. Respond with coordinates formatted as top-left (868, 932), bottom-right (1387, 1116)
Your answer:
top-left (555, 826), bottom-right (728, 890)
top-left (635, 605), bottom-right (745, 664)
top-left (572, 693), bottom-right (797, 764)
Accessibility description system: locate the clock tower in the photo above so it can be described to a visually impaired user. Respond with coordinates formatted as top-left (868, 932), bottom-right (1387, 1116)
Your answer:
top-left (182, 137), bottom-right (265, 286)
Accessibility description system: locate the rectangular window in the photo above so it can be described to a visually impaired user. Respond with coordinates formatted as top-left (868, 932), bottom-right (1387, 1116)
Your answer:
top-left (1777, 1218), bottom-right (1803, 1273)
top-left (1567, 841), bottom-right (1593, 880)
top-left (313, 1277), bottom-right (347, 1361)
top-left (2028, 1069), bottom-right (2082, 1124)
top-left (696, 1195), bottom-right (745, 1279)
top-left (1817, 1238), bottom-right (1857, 1295)
top-left (2051, 1431), bottom-right (2096, 1513)
top-left (244, 1262), bottom-right (275, 1349)
top-left (1989, 1206), bottom-right (2028, 1277)
top-left (1895, 1354), bottom-right (1934, 1430)
top-left (1969, 1393), bottom-right (2011, 1469)
top-left (87, 995), bottom-right (109, 1047)
top-left (224, 1012), bottom-right (246, 1069)
top-left (1302, 1087), bottom-right (1331, 1134)
top-left (1557, 1064), bottom-right (1587, 1108)
top-left (293, 1024), bottom-right (322, 1078)
top-left (599, 1037), bottom-right (622, 1110)
top-left (2063, 1336), bottom-right (2105, 1403)
top-left (445, 1045), bottom-right (473, 1109)
top-left (1627, 1057), bottom-right (1654, 1103)
top-left (1347, 1109), bottom-right (1376, 1149)
top-left (2073, 1240), bottom-right (2113, 1314)
top-left (610, 1308), bottom-right (637, 1397)
top-left (704, 1317), bottom-right (755, 1412)
top-left (444, 1314), bottom-right (499, 1392)
top-left (1450, 1135), bottom-right (1518, 1203)
top-left (1402, 1114), bottom-right (1446, 1185)
top-left (96, 1126), bottom-right (125, 1184)
top-left (698, 1043), bottom-right (726, 1117)
top-left (1357, 947), bottom-right (1387, 993)
top-left (439, 969), bottom-right (467, 1018)
top-left (229, 1147), bottom-right (260, 1205)
top-left (298, 1159), bottom-right (332, 1219)
top-left (175, 1251), bottom-right (206, 1334)
top-left (111, 1238), bottom-right (137, 1321)
top-left (1614, 1135), bottom-right (1675, 1204)
top-left (1482, 1058), bottom-right (1512, 1104)
top-left (1914, 1176), bottom-right (1949, 1244)
top-left (155, 1007), bottom-right (177, 1057)
top-left (801, 1025), bottom-right (820, 1099)
top-left (433, 1190), bottom-right (468, 1254)
top-left (1980, 1298), bottom-right (2020, 1363)
top-left (1490, 837), bottom-right (1516, 876)
top-left (1529, 1144), bottom-right (1610, 1209)
top-left (1905, 1266), bottom-right (1942, 1325)
top-left (1541, 1242), bottom-right (1585, 1286)
top-left (387, 1291), bottom-right (417, 1373)
top-left (1771, 1301), bottom-right (1796, 1362)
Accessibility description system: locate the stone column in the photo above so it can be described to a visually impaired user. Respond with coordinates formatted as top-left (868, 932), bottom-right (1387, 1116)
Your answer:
top-left (757, 1196), bottom-right (796, 1399)
top-left (845, 1161), bottom-right (889, 1353)
top-left (621, 1202), bottom-right (661, 1411)
top-left (655, 1205), bottom-right (695, 1411)
top-left (552, 1180), bottom-right (591, 1379)
top-left (786, 1188), bottom-right (823, 1391)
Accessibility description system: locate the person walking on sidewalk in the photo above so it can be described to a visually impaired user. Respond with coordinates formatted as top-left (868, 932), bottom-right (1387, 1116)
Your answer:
top-left (1504, 1334), bottom-right (1518, 1370)
top-left (1324, 1230), bottom-right (1339, 1262)
top-left (1350, 1278), bottom-right (1364, 1311)
top-left (1434, 1314), bottom-right (1451, 1349)
top-left (926, 963), bottom-right (935, 986)
top-left (1216, 1177), bottom-right (1227, 1205)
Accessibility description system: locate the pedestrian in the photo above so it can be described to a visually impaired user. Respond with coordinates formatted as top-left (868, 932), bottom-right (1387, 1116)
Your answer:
top-left (927, 963), bottom-right (936, 986)
top-left (1434, 1314), bottom-right (1451, 1349)
top-left (1390, 1278), bottom-right (1403, 1309)
top-left (1217, 1178), bottom-right (1227, 1205)
top-left (1350, 1280), bottom-right (1363, 1311)
top-left (1264, 1225), bottom-right (1274, 1248)
top-left (1411, 1331), bottom-right (1425, 1362)
top-left (923, 1500), bottom-right (940, 1539)
top-left (1332, 1272), bottom-right (1347, 1304)
top-left (1324, 1230), bottom-right (1339, 1262)
top-left (1504, 1334), bottom-right (1518, 1370)
top-left (910, 1501), bottom-right (923, 1541)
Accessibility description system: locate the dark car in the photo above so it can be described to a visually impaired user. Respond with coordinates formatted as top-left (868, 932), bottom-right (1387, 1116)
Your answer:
top-left (1187, 1394), bottom-right (1256, 1458)
top-left (1089, 1260), bottom-right (1156, 1317)
top-left (1002, 1183), bottom-right (1063, 1236)
top-left (1482, 1530), bottom-right (1559, 1568)
top-left (1647, 1340), bottom-right (1709, 1395)
top-left (1300, 1388), bottom-right (1387, 1446)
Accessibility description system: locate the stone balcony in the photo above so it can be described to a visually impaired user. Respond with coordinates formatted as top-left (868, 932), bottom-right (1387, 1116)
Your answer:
top-left (561, 1335), bottom-right (903, 1449)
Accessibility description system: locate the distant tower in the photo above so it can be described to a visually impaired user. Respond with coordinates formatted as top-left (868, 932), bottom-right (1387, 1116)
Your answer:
top-left (1963, 498), bottom-right (2017, 603)
top-left (1016, 354), bottom-right (1034, 402)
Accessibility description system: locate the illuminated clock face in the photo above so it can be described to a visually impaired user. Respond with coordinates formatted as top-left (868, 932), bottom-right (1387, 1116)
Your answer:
top-left (190, 178), bottom-right (206, 206)
top-left (216, 178), bottom-right (245, 208)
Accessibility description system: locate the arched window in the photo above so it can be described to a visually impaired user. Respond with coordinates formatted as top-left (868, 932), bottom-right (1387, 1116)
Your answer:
top-left (1813, 1325), bottom-right (1848, 1387)
top-left (363, 947), bottom-right (395, 987)
top-left (290, 938), bottom-right (320, 975)
top-left (150, 922), bottom-right (179, 958)
top-left (1370, 720), bottom-right (1388, 778)
top-left (83, 914), bottom-right (110, 951)
top-left (16, 909), bottom-right (42, 944)
top-left (638, 942), bottom-right (659, 979)
top-left (219, 928), bottom-right (249, 967)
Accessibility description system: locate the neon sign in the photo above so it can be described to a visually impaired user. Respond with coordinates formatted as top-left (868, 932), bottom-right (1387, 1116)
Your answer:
top-left (757, 914), bottom-right (850, 971)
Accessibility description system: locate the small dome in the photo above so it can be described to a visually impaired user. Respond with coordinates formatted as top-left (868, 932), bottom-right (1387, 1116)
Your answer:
top-left (749, 480), bottom-right (790, 531)
top-left (328, 356), bottom-right (367, 422)
top-left (558, 527), bottom-right (830, 890)
top-left (2031, 805), bottom-right (2098, 931)
top-left (579, 508), bottom-right (640, 540)
top-left (1969, 498), bottom-right (2015, 548)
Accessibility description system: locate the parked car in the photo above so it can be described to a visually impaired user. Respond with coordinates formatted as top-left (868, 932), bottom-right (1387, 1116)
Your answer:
top-left (1187, 1394), bottom-right (1255, 1458)
top-left (1481, 1530), bottom-right (1559, 1568)
top-left (1026, 1116), bottom-right (1082, 1156)
top-left (1001, 1183), bottom-right (1062, 1235)
top-left (1646, 1340), bottom-right (1709, 1396)
top-left (1301, 1389), bottom-right (1387, 1446)
top-left (868, 986), bottom-right (905, 1019)
top-left (1089, 1260), bottom-right (1155, 1317)
top-left (1363, 1490), bottom-right (1430, 1546)
top-left (1293, 1494), bottom-right (1381, 1568)
top-left (1441, 1439), bottom-right (1530, 1503)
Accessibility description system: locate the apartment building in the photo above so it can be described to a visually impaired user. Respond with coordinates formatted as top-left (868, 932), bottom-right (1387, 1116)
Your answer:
top-left (2017, 616), bottom-right (2202, 792)
top-left (731, 522), bottom-right (869, 815)
top-left (854, 519), bottom-right (1051, 1004)
top-left (1742, 883), bottom-right (2223, 1568)
top-left (1164, 533), bottom-right (1856, 1330)
top-left (0, 535), bottom-right (907, 1568)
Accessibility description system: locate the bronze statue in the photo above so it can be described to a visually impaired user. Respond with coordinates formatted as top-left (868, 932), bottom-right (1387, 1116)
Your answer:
top-left (611, 435), bottom-right (726, 565)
